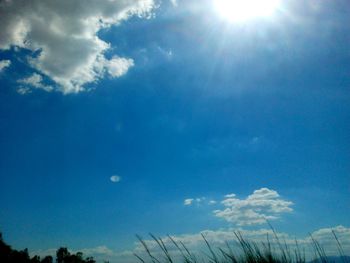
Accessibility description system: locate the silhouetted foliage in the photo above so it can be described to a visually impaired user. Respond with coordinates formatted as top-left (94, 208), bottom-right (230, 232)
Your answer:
top-left (56, 247), bottom-right (70, 263)
top-left (0, 233), bottom-right (95, 263)
top-left (31, 255), bottom-right (41, 263)
top-left (41, 256), bottom-right (53, 263)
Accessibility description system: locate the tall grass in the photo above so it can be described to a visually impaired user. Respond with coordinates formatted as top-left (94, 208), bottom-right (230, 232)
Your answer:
top-left (134, 229), bottom-right (348, 263)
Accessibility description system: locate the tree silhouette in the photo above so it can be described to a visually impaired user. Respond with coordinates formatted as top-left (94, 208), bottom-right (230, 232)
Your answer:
top-left (41, 256), bottom-right (53, 263)
top-left (56, 247), bottom-right (69, 263)
top-left (30, 255), bottom-right (40, 263)
top-left (0, 233), bottom-right (96, 263)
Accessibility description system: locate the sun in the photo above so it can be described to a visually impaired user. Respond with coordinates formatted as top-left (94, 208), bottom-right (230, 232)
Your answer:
top-left (214, 0), bottom-right (280, 22)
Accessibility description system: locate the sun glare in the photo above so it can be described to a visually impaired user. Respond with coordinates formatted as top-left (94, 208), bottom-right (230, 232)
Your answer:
top-left (214, 0), bottom-right (280, 22)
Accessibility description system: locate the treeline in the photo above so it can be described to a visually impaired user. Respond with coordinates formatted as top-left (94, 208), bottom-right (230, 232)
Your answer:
top-left (0, 233), bottom-right (98, 263)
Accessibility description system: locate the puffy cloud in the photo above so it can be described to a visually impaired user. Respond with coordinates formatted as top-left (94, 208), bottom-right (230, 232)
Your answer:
top-left (110, 175), bottom-right (121, 183)
top-left (0, 0), bottom-right (156, 94)
top-left (0, 59), bottom-right (11, 72)
top-left (18, 73), bottom-right (53, 92)
top-left (104, 57), bottom-right (135, 78)
top-left (214, 188), bottom-right (293, 226)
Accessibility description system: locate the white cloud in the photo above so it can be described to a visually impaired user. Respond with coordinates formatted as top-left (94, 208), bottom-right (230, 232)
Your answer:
top-left (170, 0), bottom-right (178, 7)
top-left (0, 0), bottom-right (156, 94)
top-left (110, 175), bottom-right (121, 183)
top-left (309, 225), bottom-right (350, 248)
top-left (133, 228), bottom-right (292, 254)
top-left (18, 73), bottom-right (53, 92)
top-left (30, 226), bottom-right (350, 263)
top-left (105, 56), bottom-right (135, 78)
top-left (157, 46), bottom-right (174, 60)
top-left (184, 198), bottom-right (194, 206)
top-left (214, 188), bottom-right (293, 226)
top-left (17, 87), bottom-right (32, 95)
top-left (184, 197), bottom-right (207, 206)
top-left (0, 59), bottom-right (11, 72)
top-left (131, 226), bottom-right (350, 262)
top-left (79, 246), bottom-right (115, 257)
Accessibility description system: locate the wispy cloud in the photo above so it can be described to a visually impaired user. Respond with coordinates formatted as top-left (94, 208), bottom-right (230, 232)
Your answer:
top-left (0, 60), bottom-right (11, 72)
top-left (184, 197), bottom-right (208, 206)
top-left (170, 0), bottom-right (178, 7)
top-left (16, 87), bottom-right (32, 95)
top-left (78, 246), bottom-right (115, 257)
top-left (184, 198), bottom-right (194, 205)
top-left (0, 0), bottom-right (156, 94)
top-left (213, 188), bottom-right (293, 226)
top-left (18, 73), bottom-right (53, 92)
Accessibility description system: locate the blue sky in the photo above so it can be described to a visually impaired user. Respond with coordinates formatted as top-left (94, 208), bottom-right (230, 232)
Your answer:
top-left (0, 0), bottom-right (349, 262)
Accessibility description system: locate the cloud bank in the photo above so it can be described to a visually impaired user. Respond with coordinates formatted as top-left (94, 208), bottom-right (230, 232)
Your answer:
top-left (98, 226), bottom-right (350, 263)
top-left (0, 0), bottom-right (155, 94)
top-left (32, 226), bottom-right (350, 263)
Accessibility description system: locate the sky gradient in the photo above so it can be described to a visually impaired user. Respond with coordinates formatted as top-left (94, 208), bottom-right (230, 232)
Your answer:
top-left (0, 0), bottom-right (349, 262)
